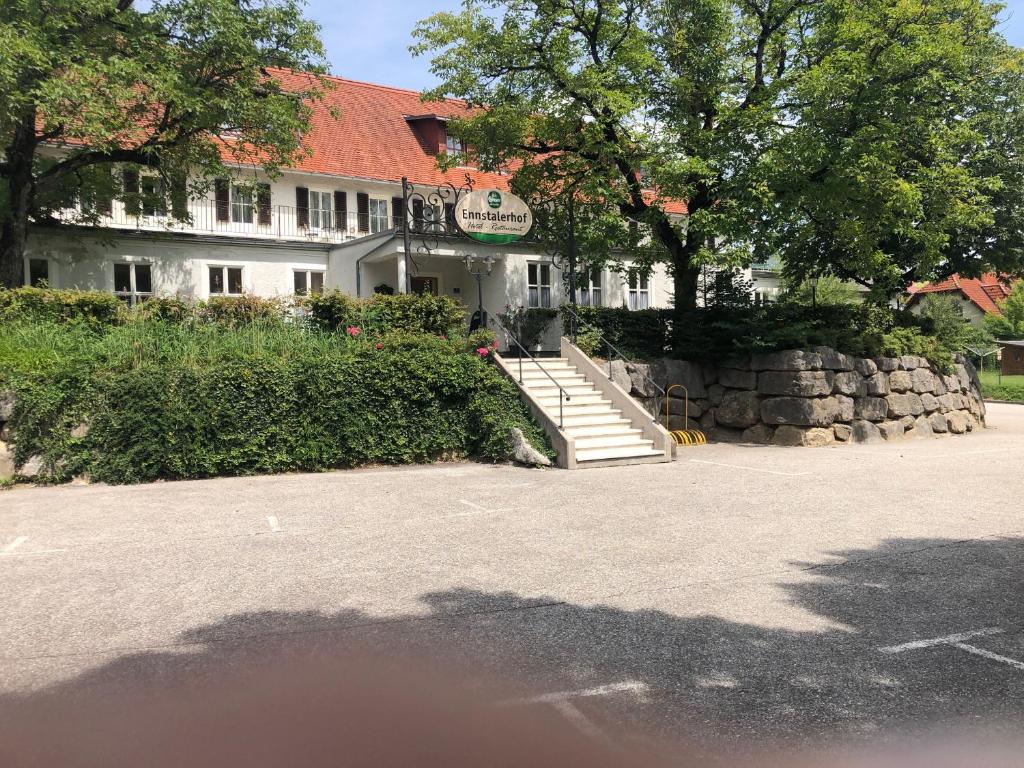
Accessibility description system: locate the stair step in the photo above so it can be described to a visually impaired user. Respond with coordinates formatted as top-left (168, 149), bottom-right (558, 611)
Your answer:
top-left (518, 367), bottom-right (580, 378)
top-left (559, 414), bottom-right (627, 428)
top-left (525, 385), bottom-right (598, 397)
top-left (536, 394), bottom-right (607, 406)
top-left (564, 423), bottom-right (639, 437)
top-left (546, 403), bottom-right (616, 416)
top-left (574, 435), bottom-right (654, 450)
top-left (575, 446), bottom-right (666, 462)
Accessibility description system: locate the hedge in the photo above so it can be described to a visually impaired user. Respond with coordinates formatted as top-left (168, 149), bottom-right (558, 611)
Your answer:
top-left (0, 319), bottom-right (551, 484)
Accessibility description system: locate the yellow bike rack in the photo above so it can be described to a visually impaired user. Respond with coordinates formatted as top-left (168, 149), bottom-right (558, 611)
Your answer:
top-left (663, 384), bottom-right (707, 446)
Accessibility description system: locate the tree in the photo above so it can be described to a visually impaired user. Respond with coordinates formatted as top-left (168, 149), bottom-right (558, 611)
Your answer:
top-left (985, 280), bottom-right (1024, 339)
top-left (917, 293), bottom-right (990, 351)
top-left (412, 0), bottom-right (1024, 312)
top-left (0, 0), bottom-right (327, 288)
top-left (779, 276), bottom-right (860, 307)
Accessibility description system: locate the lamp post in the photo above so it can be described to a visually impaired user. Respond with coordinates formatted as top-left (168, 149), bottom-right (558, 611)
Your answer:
top-left (464, 253), bottom-right (494, 330)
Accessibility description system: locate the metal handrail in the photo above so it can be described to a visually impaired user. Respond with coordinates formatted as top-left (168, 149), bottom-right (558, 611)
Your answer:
top-left (486, 310), bottom-right (572, 429)
top-left (560, 305), bottom-right (666, 401)
top-left (561, 305), bottom-right (663, 428)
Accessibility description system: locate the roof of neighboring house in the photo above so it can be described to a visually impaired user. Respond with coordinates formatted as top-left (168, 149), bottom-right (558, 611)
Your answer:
top-left (997, 339), bottom-right (1024, 348)
top-left (268, 70), bottom-right (688, 215)
top-left (907, 273), bottom-right (1015, 315)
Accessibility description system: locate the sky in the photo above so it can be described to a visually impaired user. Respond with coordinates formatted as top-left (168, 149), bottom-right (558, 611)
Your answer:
top-left (312, 0), bottom-right (1024, 92)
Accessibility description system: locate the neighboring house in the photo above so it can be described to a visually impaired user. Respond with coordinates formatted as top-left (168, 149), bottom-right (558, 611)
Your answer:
top-left (25, 72), bottom-right (683, 335)
top-left (905, 273), bottom-right (1015, 326)
top-left (997, 340), bottom-right (1024, 376)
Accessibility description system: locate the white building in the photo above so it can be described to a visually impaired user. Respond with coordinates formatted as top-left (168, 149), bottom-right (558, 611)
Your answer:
top-left (26, 73), bottom-right (682, 342)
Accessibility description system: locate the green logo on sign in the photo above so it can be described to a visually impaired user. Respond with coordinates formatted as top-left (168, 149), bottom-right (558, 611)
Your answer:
top-left (487, 191), bottom-right (502, 209)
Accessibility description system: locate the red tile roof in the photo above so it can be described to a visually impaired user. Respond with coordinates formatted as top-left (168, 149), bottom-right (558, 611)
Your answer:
top-left (908, 273), bottom-right (1015, 315)
top-left (267, 70), bottom-right (688, 215)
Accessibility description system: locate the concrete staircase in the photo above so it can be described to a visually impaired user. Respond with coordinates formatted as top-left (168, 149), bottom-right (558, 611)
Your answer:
top-left (495, 340), bottom-right (673, 469)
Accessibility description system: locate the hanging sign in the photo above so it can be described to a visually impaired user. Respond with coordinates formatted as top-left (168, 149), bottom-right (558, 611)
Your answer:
top-left (453, 189), bottom-right (533, 244)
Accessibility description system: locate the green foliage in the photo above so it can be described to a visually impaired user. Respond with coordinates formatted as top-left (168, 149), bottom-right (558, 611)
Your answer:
top-left (979, 370), bottom-right (1024, 403)
top-left (985, 280), bottom-right (1024, 339)
top-left (306, 291), bottom-right (466, 336)
top-left (0, 318), bottom-right (553, 484)
top-left (1, 0), bottom-right (329, 287)
top-left (573, 326), bottom-right (604, 357)
top-left (778, 276), bottom-right (861, 307)
top-left (497, 306), bottom-right (559, 351)
top-left (564, 306), bottom-right (671, 359)
top-left (915, 294), bottom-right (991, 354)
top-left (0, 286), bottom-right (122, 327)
top-left (413, 0), bottom-right (1024, 308)
top-left (196, 295), bottom-right (289, 327)
top-left (466, 328), bottom-right (498, 352)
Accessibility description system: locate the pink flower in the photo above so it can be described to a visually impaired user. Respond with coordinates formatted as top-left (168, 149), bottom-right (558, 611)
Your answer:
top-left (476, 347), bottom-right (490, 357)
top-left (438, 334), bottom-right (447, 340)
top-left (489, 340), bottom-right (499, 350)
top-left (375, 342), bottom-right (383, 350)
top-left (346, 326), bottom-right (361, 337)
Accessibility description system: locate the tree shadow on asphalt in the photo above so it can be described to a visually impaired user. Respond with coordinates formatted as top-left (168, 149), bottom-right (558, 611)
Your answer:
top-left (3, 536), bottom-right (1023, 755)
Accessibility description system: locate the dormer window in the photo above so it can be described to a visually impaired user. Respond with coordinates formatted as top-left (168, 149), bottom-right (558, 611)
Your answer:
top-left (445, 133), bottom-right (464, 154)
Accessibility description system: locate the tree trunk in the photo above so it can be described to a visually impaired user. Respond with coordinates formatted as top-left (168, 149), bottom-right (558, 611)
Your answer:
top-left (1, 112), bottom-right (37, 289)
top-left (652, 216), bottom-right (700, 312)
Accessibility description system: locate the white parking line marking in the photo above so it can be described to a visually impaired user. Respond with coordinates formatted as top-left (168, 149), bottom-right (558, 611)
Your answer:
top-left (880, 627), bottom-right (1024, 671)
top-left (2, 536), bottom-right (28, 554)
top-left (951, 643), bottom-right (1024, 671)
top-left (266, 516), bottom-right (281, 533)
top-left (496, 680), bottom-right (648, 707)
top-left (551, 700), bottom-right (610, 743)
top-left (689, 459), bottom-right (810, 477)
top-left (879, 627), bottom-right (1003, 653)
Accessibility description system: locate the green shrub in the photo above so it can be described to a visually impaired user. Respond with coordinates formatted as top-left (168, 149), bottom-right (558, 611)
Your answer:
top-left (196, 295), bottom-right (289, 327)
top-left (0, 318), bottom-right (553, 484)
top-left (562, 306), bottom-right (671, 359)
top-left (0, 286), bottom-right (122, 327)
top-left (498, 306), bottom-right (559, 350)
top-left (306, 291), bottom-right (465, 336)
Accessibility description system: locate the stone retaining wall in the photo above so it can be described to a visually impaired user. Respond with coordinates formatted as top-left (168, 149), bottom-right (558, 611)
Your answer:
top-left (608, 348), bottom-right (985, 446)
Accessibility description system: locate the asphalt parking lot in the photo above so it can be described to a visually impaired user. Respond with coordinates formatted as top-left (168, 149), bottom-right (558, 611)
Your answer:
top-left (2, 403), bottom-right (1023, 756)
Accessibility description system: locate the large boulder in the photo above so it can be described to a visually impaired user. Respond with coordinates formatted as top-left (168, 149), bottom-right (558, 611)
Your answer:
top-left (627, 362), bottom-right (659, 397)
top-left (920, 393), bottom-right (940, 413)
top-left (874, 357), bottom-right (901, 372)
top-left (758, 370), bottom-right (834, 397)
top-left (851, 420), bottom-right (883, 443)
top-left (0, 393), bottom-right (13, 422)
top-left (608, 359), bottom-right (633, 393)
top-left (718, 367), bottom-right (757, 390)
top-left (908, 414), bottom-right (934, 439)
top-left (854, 358), bottom-right (878, 377)
top-left (833, 423), bottom-right (853, 442)
top-left (889, 370), bottom-right (913, 392)
top-left (885, 393), bottom-right (914, 418)
top-left (761, 396), bottom-right (838, 427)
top-left (900, 355), bottom-right (926, 370)
top-left (834, 395), bottom-right (855, 422)
top-left (911, 368), bottom-right (938, 394)
top-left (652, 359), bottom-right (707, 399)
top-left (811, 347), bottom-right (856, 371)
top-left (716, 390), bottom-right (762, 428)
top-left (865, 372), bottom-right (889, 396)
top-left (878, 421), bottom-right (905, 441)
top-left (706, 384), bottom-right (724, 406)
top-left (750, 349), bottom-right (823, 372)
top-left (833, 371), bottom-right (867, 397)
top-left (666, 397), bottom-right (703, 419)
top-left (946, 411), bottom-right (970, 434)
top-left (773, 425), bottom-right (835, 447)
top-left (0, 441), bottom-right (14, 482)
top-left (929, 412), bottom-right (949, 433)
top-left (854, 397), bottom-right (888, 422)
top-left (741, 423), bottom-right (775, 444)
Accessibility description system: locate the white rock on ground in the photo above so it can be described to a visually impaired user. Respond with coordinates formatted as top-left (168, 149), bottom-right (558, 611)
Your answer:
top-left (510, 427), bottom-right (551, 467)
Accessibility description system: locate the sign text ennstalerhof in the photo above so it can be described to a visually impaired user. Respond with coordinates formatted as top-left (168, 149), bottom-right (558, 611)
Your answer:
top-left (453, 189), bottom-right (533, 244)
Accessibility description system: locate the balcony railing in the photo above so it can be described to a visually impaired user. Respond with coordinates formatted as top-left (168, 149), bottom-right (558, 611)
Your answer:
top-left (48, 198), bottom-right (403, 245)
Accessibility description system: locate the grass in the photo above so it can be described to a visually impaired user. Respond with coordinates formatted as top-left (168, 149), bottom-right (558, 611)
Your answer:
top-left (978, 369), bottom-right (1024, 402)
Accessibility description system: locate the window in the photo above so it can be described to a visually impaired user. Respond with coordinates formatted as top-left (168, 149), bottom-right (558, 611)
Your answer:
top-left (445, 131), bottom-right (464, 154)
top-left (140, 177), bottom-right (166, 217)
top-left (528, 262), bottom-right (552, 308)
top-left (28, 258), bottom-right (50, 288)
top-left (369, 199), bottom-right (388, 234)
top-left (210, 266), bottom-right (243, 296)
top-left (579, 268), bottom-right (603, 307)
top-left (113, 263), bottom-right (152, 306)
top-left (308, 191), bottom-right (332, 230)
top-left (293, 269), bottom-right (325, 295)
top-left (231, 186), bottom-right (254, 224)
top-left (627, 270), bottom-right (650, 310)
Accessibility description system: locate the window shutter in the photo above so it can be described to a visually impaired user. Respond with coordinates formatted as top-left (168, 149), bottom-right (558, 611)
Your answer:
top-left (122, 169), bottom-right (140, 216)
top-left (169, 173), bottom-right (189, 220)
top-left (391, 196), bottom-right (404, 229)
top-left (356, 192), bottom-right (369, 232)
top-left (295, 186), bottom-right (309, 228)
top-left (444, 202), bottom-right (456, 232)
top-left (334, 191), bottom-right (347, 230)
top-left (257, 183), bottom-right (272, 225)
top-left (214, 178), bottom-right (230, 222)
top-left (412, 199), bottom-right (424, 233)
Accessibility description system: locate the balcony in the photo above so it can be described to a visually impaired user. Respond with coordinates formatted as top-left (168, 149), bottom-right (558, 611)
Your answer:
top-left (48, 198), bottom-right (402, 245)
